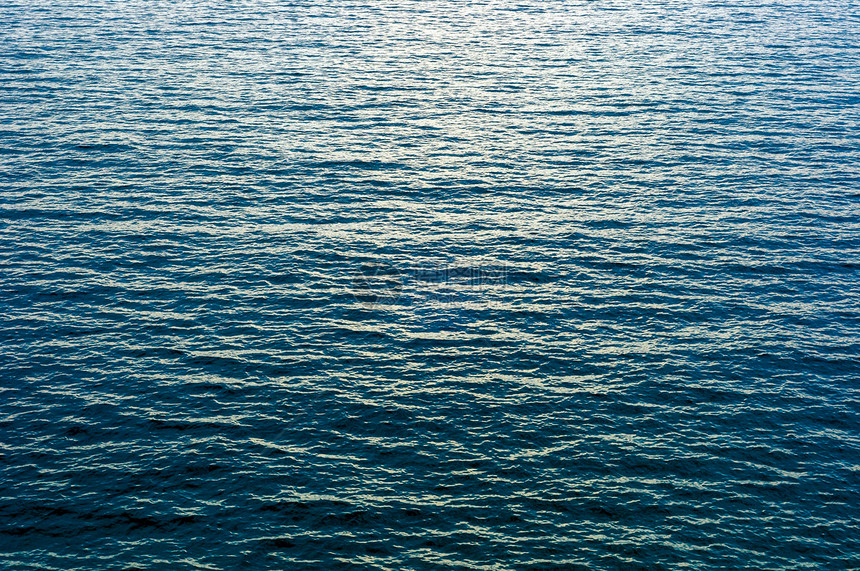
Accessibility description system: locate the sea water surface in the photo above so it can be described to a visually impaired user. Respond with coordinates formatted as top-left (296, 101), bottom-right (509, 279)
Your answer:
top-left (1, 0), bottom-right (859, 568)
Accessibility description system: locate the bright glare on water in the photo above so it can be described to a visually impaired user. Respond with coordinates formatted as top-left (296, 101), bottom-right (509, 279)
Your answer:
top-left (1, 0), bottom-right (859, 568)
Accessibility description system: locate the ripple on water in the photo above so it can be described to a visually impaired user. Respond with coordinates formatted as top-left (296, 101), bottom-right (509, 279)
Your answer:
top-left (1, 0), bottom-right (859, 569)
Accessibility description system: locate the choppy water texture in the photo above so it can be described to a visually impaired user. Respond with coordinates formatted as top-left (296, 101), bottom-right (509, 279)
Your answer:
top-left (2, 0), bottom-right (859, 568)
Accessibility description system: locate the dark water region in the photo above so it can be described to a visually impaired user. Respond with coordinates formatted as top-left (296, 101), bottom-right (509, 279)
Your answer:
top-left (1, 0), bottom-right (859, 568)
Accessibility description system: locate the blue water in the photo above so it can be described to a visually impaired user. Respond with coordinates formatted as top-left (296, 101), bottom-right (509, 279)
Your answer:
top-left (1, 0), bottom-right (859, 568)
